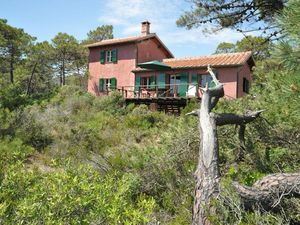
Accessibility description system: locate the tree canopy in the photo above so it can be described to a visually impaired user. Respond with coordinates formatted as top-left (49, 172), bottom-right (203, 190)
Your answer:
top-left (82, 25), bottom-right (113, 44)
top-left (177, 0), bottom-right (287, 40)
top-left (215, 35), bottom-right (272, 60)
top-left (0, 19), bottom-right (35, 83)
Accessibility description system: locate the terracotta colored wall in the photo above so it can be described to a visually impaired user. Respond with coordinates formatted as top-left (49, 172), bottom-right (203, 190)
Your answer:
top-left (134, 67), bottom-right (241, 99)
top-left (137, 39), bottom-right (170, 63)
top-left (237, 63), bottom-right (252, 97)
top-left (87, 43), bottom-right (137, 95)
top-left (217, 67), bottom-right (238, 99)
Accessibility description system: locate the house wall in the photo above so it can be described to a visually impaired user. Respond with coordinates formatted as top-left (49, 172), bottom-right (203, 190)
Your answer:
top-left (87, 43), bottom-right (137, 95)
top-left (137, 38), bottom-right (170, 63)
top-left (237, 63), bottom-right (252, 97)
top-left (217, 67), bottom-right (239, 99)
top-left (134, 66), bottom-right (242, 99)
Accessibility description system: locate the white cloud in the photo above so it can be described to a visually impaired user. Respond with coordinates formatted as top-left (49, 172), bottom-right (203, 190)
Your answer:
top-left (97, 0), bottom-right (245, 55)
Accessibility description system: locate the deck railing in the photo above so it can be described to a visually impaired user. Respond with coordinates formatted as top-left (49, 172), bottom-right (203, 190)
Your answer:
top-left (114, 83), bottom-right (201, 99)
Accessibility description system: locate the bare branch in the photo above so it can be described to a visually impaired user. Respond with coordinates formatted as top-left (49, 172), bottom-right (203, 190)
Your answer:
top-left (215, 110), bottom-right (265, 126)
top-left (186, 110), bottom-right (200, 117)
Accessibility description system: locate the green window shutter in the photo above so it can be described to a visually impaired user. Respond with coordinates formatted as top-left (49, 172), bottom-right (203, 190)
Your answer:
top-left (179, 73), bottom-right (188, 97)
top-left (191, 73), bottom-right (198, 85)
top-left (135, 76), bottom-right (141, 91)
top-left (112, 49), bottom-right (118, 63)
top-left (149, 76), bottom-right (155, 88)
top-left (99, 78), bottom-right (104, 91)
top-left (100, 50), bottom-right (105, 64)
top-left (110, 77), bottom-right (117, 90)
top-left (158, 73), bottom-right (166, 88)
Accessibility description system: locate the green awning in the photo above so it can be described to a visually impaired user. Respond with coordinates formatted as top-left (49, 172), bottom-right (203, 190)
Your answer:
top-left (137, 60), bottom-right (171, 71)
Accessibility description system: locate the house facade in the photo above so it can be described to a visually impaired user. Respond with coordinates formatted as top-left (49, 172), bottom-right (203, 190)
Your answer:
top-left (87, 21), bottom-right (254, 100)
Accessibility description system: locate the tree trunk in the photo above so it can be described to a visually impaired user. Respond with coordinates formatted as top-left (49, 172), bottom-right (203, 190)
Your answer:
top-left (62, 59), bottom-right (66, 86)
top-left (190, 66), bottom-right (263, 224)
top-left (233, 173), bottom-right (300, 209)
top-left (238, 124), bottom-right (246, 161)
top-left (193, 88), bottom-right (221, 225)
top-left (10, 54), bottom-right (14, 84)
top-left (26, 62), bottom-right (38, 95)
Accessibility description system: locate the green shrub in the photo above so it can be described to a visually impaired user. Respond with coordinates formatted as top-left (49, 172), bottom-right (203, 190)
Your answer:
top-left (0, 165), bottom-right (156, 224)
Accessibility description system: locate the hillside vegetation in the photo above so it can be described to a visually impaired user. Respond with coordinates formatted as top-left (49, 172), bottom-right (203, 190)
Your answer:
top-left (1, 1), bottom-right (300, 224)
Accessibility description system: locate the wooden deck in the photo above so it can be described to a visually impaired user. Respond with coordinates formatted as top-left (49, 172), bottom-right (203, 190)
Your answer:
top-left (117, 83), bottom-right (201, 99)
top-left (107, 83), bottom-right (201, 114)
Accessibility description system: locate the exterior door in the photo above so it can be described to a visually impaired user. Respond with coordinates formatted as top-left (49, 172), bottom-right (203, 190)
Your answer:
top-left (170, 73), bottom-right (188, 97)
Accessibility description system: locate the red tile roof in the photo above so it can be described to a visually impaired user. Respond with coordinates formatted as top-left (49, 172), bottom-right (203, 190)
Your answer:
top-left (162, 51), bottom-right (253, 69)
top-left (85, 34), bottom-right (156, 47)
top-left (85, 33), bottom-right (174, 58)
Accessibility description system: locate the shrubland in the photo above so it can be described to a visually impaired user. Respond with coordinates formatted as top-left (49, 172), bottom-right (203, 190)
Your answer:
top-left (1, 1), bottom-right (300, 224)
top-left (1, 58), bottom-right (300, 223)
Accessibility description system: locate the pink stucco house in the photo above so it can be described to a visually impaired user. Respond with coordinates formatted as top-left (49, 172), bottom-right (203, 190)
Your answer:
top-left (86, 21), bottom-right (254, 111)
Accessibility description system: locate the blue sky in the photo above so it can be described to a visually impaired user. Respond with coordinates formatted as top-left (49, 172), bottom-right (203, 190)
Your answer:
top-left (1, 0), bottom-right (245, 57)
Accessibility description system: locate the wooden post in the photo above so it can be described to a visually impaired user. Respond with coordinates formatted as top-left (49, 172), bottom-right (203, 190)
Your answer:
top-left (122, 87), bottom-right (124, 98)
top-left (156, 84), bottom-right (158, 98)
top-left (138, 86), bottom-right (141, 98)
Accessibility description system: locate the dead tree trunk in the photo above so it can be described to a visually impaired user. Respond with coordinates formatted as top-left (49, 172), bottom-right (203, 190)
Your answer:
top-left (189, 66), bottom-right (264, 225)
top-left (233, 173), bottom-right (300, 209)
top-left (192, 66), bottom-right (224, 225)
top-left (188, 65), bottom-right (300, 224)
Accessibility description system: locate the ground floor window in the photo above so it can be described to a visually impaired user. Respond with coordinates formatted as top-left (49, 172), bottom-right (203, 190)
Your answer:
top-left (140, 76), bottom-right (155, 89)
top-left (99, 78), bottom-right (117, 92)
top-left (243, 78), bottom-right (249, 93)
top-left (201, 74), bottom-right (215, 88)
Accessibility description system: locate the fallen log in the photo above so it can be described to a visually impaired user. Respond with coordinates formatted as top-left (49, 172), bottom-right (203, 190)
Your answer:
top-left (233, 173), bottom-right (300, 209)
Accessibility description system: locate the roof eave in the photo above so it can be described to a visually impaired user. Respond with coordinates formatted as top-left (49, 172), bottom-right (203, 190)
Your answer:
top-left (132, 64), bottom-right (245, 73)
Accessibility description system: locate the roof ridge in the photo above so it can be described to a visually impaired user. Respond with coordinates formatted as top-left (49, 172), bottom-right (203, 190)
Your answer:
top-left (85, 33), bottom-right (156, 48)
top-left (163, 51), bottom-right (252, 62)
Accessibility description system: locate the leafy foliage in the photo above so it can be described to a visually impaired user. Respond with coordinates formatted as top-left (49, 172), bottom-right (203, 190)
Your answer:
top-left (215, 35), bottom-right (272, 60)
top-left (83, 25), bottom-right (113, 44)
top-left (176, 0), bottom-right (285, 40)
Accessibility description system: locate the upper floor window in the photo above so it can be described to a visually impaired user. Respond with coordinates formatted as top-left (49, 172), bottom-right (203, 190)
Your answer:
top-left (100, 49), bottom-right (118, 64)
top-left (106, 50), bottom-right (113, 62)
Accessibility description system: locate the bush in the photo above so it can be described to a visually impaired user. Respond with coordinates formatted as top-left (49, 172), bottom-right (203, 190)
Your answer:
top-left (0, 164), bottom-right (156, 224)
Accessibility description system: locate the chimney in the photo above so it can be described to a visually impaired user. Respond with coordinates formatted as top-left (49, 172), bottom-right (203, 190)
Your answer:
top-left (141, 21), bottom-right (150, 36)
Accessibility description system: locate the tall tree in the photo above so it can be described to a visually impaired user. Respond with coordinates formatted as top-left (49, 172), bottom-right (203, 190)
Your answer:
top-left (0, 19), bottom-right (34, 83)
top-left (214, 42), bottom-right (235, 54)
top-left (177, 0), bottom-right (286, 40)
top-left (52, 33), bottom-right (81, 86)
top-left (82, 25), bottom-right (113, 44)
top-left (25, 41), bottom-right (54, 95)
top-left (275, 0), bottom-right (300, 70)
top-left (215, 36), bottom-right (272, 60)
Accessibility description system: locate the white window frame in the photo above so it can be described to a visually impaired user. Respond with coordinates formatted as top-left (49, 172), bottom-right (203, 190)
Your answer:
top-left (140, 77), bottom-right (151, 89)
top-left (104, 78), bottom-right (111, 91)
top-left (106, 50), bottom-right (112, 62)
